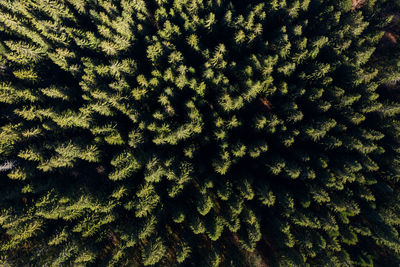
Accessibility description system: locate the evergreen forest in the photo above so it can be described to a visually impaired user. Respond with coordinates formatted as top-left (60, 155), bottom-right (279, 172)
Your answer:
top-left (1, 0), bottom-right (400, 266)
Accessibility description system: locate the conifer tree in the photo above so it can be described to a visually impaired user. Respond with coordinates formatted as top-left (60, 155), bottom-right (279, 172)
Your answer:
top-left (0, 0), bottom-right (400, 266)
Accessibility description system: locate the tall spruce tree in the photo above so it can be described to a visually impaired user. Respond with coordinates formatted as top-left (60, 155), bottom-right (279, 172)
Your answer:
top-left (0, 0), bottom-right (400, 266)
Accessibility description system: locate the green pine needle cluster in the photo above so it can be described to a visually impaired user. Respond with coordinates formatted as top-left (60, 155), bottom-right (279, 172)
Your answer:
top-left (0, 0), bottom-right (400, 266)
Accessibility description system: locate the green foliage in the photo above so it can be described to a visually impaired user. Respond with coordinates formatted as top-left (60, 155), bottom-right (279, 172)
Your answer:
top-left (0, 0), bottom-right (399, 266)
top-left (142, 237), bottom-right (166, 266)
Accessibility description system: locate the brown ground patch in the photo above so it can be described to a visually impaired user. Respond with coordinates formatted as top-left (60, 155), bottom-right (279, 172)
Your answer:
top-left (109, 231), bottom-right (120, 246)
top-left (259, 97), bottom-right (272, 110)
top-left (383, 32), bottom-right (398, 46)
top-left (231, 233), bottom-right (269, 267)
top-left (351, 0), bottom-right (365, 11)
top-left (379, 12), bottom-right (400, 49)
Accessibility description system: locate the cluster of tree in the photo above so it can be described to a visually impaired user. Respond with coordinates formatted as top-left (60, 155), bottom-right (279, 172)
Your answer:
top-left (0, 0), bottom-right (400, 266)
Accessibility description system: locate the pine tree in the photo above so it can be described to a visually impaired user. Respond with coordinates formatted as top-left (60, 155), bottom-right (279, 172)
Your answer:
top-left (0, 0), bottom-right (399, 266)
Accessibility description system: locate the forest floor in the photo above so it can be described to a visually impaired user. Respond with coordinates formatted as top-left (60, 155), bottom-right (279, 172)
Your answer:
top-left (351, 0), bottom-right (365, 11)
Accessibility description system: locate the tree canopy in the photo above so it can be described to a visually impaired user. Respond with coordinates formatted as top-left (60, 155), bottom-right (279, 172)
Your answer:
top-left (0, 0), bottom-right (400, 266)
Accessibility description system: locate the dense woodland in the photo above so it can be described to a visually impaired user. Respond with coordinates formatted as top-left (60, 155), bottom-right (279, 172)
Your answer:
top-left (1, 0), bottom-right (400, 266)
